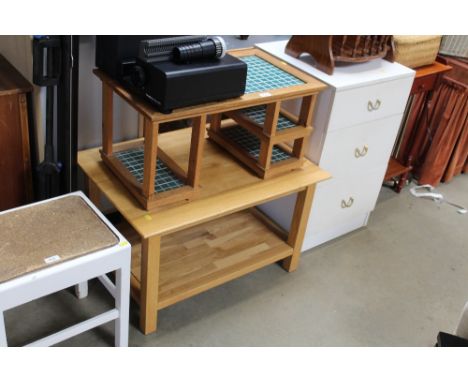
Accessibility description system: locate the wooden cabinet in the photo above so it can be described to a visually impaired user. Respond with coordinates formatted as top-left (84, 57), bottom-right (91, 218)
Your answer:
top-left (256, 41), bottom-right (415, 250)
top-left (0, 55), bottom-right (33, 211)
top-left (384, 61), bottom-right (452, 191)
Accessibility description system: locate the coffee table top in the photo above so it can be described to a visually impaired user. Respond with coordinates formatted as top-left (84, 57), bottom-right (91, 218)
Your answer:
top-left (78, 128), bottom-right (331, 239)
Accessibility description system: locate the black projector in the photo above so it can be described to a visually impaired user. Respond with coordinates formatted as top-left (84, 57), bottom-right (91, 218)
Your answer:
top-left (95, 36), bottom-right (247, 113)
top-left (131, 55), bottom-right (247, 113)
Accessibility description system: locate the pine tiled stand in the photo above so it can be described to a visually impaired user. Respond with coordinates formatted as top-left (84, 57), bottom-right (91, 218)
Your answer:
top-left (95, 48), bottom-right (325, 209)
top-left (94, 70), bottom-right (207, 210)
top-left (208, 48), bottom-right (322, 179)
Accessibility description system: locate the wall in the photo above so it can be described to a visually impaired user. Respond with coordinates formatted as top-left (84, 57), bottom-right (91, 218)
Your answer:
top-left (1, 35), bottom-right (289, 158)
top-left (77, 36), bottom-right (139, 150)
top-left (0, 35), bottom-right (141, 163)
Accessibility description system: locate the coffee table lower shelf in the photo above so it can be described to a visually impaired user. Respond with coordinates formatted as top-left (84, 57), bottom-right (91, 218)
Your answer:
top-left (117, 208), bottom-right (293, 310)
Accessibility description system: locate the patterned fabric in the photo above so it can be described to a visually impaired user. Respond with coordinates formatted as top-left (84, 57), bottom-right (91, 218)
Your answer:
top-left (240, 55), bottom-right (304, 94)
top-left (221, 126), bottom-right (292, 163)
top-left (114, 148), bottom-right (184, 193)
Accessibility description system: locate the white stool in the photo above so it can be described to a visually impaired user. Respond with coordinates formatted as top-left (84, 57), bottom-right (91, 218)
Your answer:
top-left (0, 192), bottom-right (131, 347)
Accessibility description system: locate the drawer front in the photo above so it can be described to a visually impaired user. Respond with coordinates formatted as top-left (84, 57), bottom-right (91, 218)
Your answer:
top-left (328, 76), bottom-right (413, 131)
top-left (318, 114), bottom-right (403, 178)
top-left (309, 167), bottom-right (386, 232)
top-left (411, 74), bottom-right (437, 94)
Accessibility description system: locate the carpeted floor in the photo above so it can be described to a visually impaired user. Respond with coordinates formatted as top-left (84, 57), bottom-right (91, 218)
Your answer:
top-left (4, 175), bottom-right (468, 346)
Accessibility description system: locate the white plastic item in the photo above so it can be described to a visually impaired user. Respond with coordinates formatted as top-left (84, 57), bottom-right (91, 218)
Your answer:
top-left (410, 184), bottom-right (467, 214)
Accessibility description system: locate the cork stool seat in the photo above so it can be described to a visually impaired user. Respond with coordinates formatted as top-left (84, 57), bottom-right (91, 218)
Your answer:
top-left (0, 192), bottom-right (131, 347)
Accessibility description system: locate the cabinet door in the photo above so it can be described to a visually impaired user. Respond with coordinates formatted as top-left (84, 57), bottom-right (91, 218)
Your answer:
top-left (0, 93), bottom-right (32, 211)
top-left (328, 77), bottom-right (413, 131)
top-left (319, 114), bottom-right (403, 179)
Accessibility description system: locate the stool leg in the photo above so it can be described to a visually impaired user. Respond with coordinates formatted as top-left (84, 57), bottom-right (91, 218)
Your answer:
top-left (115, 263), bottom-right (130, 347)
top-left (0, 311), bottom-right (7, 347)
top-left (75, 281), bottom-right (89, 299)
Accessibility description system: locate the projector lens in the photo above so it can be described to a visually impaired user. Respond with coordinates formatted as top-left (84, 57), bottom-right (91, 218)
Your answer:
top-left (173, 36), bottom-right (226, 62)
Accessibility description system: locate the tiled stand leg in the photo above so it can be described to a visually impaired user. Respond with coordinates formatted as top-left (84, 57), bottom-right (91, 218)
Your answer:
top-left (258, 102), bottom-right (280, 170)
top-left (102, 82), bottom-right (114, 156)
top-left (142, 119), bottom-right (159, 198)
top-left (187, 115), bottom-right (207, 188)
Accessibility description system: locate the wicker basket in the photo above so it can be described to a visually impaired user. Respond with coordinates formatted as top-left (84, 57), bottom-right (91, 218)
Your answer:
top-left (439, 35), bottom-right (468, 59)
top-left (394, 35), bottom-right (442, 68)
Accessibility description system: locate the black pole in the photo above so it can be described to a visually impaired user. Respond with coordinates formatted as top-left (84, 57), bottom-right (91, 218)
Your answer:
top-left (71, 36), bottom-right (80, 191)
top-left (33, 36), bottom-right (62, 200)
top-left (57, 35), bottom-right (80, 193)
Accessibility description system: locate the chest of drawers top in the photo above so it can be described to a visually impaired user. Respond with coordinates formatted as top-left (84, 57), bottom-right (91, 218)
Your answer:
top-left (256, 40), bottom-right (415, 91)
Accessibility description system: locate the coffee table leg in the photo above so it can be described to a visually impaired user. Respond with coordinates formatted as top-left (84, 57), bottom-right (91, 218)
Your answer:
top-left (139, 235), bottom-right (161, 334)
top-left (282, 184), bottom-right (316, 272)
top-left (0, 311), bottom-right (7, 347)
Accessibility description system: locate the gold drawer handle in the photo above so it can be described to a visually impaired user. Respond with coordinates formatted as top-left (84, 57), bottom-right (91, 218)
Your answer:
top-left (354, 145), bottom-right (369, 158)
top-left (341, 197), bottom-right (354, 208)
top-left (367, 99), bottom-right (381, 111)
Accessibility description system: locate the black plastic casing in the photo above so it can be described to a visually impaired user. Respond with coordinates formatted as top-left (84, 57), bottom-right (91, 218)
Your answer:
top-left (134, 54), bottom-right (247, 113)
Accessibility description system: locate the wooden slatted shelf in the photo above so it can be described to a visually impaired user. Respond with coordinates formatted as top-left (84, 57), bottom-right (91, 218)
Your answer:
top-left (118, 208), bottom-right (292, 309)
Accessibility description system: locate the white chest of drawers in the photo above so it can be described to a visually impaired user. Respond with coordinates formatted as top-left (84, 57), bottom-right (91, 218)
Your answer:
top-left (256, 40), bottom-right (415, 250)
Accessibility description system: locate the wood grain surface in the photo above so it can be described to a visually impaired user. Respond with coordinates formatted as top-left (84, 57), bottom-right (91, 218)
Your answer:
top-left (118, 209), bottom-right (293, 310)
top-left (78, 128), bottom-right (331, 238)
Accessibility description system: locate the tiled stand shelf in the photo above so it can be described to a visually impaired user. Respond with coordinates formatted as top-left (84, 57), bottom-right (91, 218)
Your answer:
top-left (102, 139), bottom-right (195, 209)
top-left (94, 48), bottom-right (326, 210)
top-left (114, 148), bottom-right (184, 193)
top-left (208, 49), bottom-right (320, 179)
